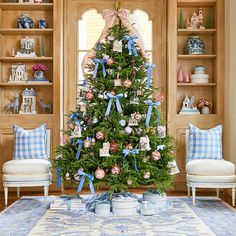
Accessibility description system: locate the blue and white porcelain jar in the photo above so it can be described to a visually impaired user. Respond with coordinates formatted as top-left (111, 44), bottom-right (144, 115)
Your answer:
top-left (185, 36), bottom-right (205, 55)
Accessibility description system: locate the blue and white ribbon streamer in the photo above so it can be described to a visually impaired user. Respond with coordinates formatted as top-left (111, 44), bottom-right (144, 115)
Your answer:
top-left (105, 93), bottom-right (123, 116)
top-left (124, 35), bottom-right (138, 56)
top-left (122, 149), bottom-right (139, 172)
top-left (145, 100), bottom-right (161, 127)
top-left (76, 139), bottom-right (84, 160)
top-left (145, 63), bottom-right (156, 88)
top-left (93, 58), bottom-right (107, 78)
top-left (56, 167), bottom-right (62, 188)
top-left (77, 170), bottom-right (95, 194)
top-left (68, 112), bottom-right (80, 125)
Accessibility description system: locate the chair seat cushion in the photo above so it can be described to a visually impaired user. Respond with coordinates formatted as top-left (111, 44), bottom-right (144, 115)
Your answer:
top-left (2, 159), bottom-right (52, 174)
top-left (186, 159), bottom-right (235, 176)
top-left (3, 173), bottom-right (52, 182)
top-left (187, 174), bottom-right (236, 183)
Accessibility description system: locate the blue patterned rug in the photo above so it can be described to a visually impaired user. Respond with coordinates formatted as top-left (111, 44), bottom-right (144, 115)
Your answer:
top-left (0, 196), bottom-right (236, 236)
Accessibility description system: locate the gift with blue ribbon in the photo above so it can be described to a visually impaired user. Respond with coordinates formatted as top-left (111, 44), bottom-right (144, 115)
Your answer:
top-left (145, 100), bottom-right (161, 127)
top-left (105, 93), bottom-right (123, 116)
top-left (68, 112), bottom-right (80, 126)
top-left (76, 139), bottom-right (84, 160)
top-left (145, 63), bottom-right (156, 88)
top-left (77, 170), bottom-right (95, 194)
top-left (93, 58), bottom-right (107, 78)
top-left (124, 35), bottom-right (138, 56)
top-left (122, 149), bottom-right (139, 172)
top-left (56, 167), bottom-right (62, 188)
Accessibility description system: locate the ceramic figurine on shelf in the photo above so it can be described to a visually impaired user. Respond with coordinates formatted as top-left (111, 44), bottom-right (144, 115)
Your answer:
top-left (5, 93), bottom-right (20, 114)
top-left (188, 8), bottom-right (205, 29)
top-left (177, 65), bottom-right (185, 83)
top-left (39, 19), bottom-right (47, 29)
top-left (191, 12), bottom-right (198, 29)
top-left (179, 95), bottom-right (200, 114)
top-left (15, 37), bottom-right (36, 57)
top-left (28, 63), bottom-right (49, 82)
top-left (9, 64), bottom-right (27, 83)
top-left (19, 88), bottom-right (37, 114)
top-left (39, 99), bottom-right (52, 113)
top-left (17, 14), bottom-right (34, 29)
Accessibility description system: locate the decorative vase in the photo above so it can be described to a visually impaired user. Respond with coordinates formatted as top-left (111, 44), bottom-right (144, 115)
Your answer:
top-left (185, 36), bottom-right (205, 55)
top-left (201, 106), bottom-right (210, 114)
top-left (34, 70), bottom-right (45, 80)
top-left (18, 14), bottom-right (34, 29)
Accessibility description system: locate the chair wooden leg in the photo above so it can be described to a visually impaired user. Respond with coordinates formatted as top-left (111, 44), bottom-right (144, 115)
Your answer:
top-left (232, 188), bottom-right (235, 207)
top-left (192, 187), bottom-right (196, 205)
top-left (187, 185), bottom-right (191, 198)
top-left (216, 188), bottom-right (220, 198)
top-left (4, 187), bottom-right (8, 206)
top-left (17, 187), bottom-right (20, 198)
top-left (44, 185), bottom-right (49, 201)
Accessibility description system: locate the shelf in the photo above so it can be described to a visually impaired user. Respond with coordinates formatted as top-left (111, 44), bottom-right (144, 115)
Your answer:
top-left (177, 29), bottom-right (216, 35)
top-left (0, 57), bottom-right (53, 62)
top-left (177, 0), bottom-right (216, 7)
top-left (0, 29), bottom-right (53, 35)
top-left (177, 83), bottom-right (216, 87)
top-left (0, 3), bottom-right (53, 11)
top-left (0, 82), bottom-right (53, 86)
top-left (177, 55), bottom-right (216, 60)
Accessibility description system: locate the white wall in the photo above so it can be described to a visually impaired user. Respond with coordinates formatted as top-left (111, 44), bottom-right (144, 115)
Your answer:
top-left (225, 0), bottom-right (236, 166)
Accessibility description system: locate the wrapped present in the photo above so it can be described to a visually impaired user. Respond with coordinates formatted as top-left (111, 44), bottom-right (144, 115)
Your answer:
top-left (95, 200), bottom-right (111, 215)
top-left (143, 191), bottom-right (167, 211)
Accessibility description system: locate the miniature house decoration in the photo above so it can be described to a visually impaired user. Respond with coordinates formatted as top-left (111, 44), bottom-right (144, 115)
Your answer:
top-left (8, 64), bottom-right (27, 83)
top-left (19, 88), bottom-right (37, 114)
top-left (100, 142), bottom-right (111, 157)
top-left (16, 37), bottom-right (36, 58)
top-left (179, 95), bottom-right (200, 114)
top-left (186, 8), bottom-right (205, 29)
top-left (140, 136), bottom-right (151, 151)
top-left (128, 113), bottom-right (139, 126)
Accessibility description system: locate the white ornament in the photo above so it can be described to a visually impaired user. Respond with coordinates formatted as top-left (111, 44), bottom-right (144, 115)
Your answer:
top-left (140, 136), bottom-right (151, 151)
top-left (128, 113), bottom-right (139, 126)
top-left (84, 138), bottom-right (91, 148)
top-left (124, 126), bottom-right (132, 134)
top-left (99, 142), bottom-right (110, 157)
top-left (143, 171), bottom-right (151, 179)
top-left (70, 125), bottom-right (82, 138)
top-left (113, 40), bottom-right (122, 52)
top-left (157, 126), bottom-right (166, 138)
top-left (167, 160), bottom-right (180, 175)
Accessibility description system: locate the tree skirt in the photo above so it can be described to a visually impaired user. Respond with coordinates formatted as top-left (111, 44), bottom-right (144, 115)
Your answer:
top-left (1, 196), bottom-right (236, 236)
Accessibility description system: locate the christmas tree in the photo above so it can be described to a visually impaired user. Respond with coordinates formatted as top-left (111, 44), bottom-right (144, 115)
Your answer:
top-left (54, 8), bottom-right (178, 195)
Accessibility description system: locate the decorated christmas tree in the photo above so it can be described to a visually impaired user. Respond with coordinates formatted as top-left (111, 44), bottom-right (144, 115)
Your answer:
top-left (54, 6), bottom-right (178, 195)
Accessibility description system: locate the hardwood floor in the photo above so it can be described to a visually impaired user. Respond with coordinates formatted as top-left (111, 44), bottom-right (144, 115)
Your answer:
top-left (0, 189), bottom-right (235, 212)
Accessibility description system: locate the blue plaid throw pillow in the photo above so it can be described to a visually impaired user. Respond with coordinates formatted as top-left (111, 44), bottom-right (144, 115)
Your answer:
top-left (187, 123), bottom-right (222, 162)
top-left (13, 124), bottom-right (48, 160)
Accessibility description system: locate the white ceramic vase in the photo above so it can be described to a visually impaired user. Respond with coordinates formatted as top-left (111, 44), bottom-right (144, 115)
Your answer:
top-left (202, 106), bottom-right (210, 114)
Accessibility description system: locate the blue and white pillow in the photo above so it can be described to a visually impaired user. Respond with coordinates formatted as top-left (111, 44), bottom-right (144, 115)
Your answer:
top-left (187, 123), bottom-right (222, 162)
top-left (13, 124), bottom-right (48, 160)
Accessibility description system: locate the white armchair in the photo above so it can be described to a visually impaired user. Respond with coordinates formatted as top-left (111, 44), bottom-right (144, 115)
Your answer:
top-left (2, 130), bottom-right (52, 205)
top-left (186, 130), bottom-right (236, 206)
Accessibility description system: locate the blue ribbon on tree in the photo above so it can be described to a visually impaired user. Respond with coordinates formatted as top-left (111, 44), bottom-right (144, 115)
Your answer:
top-left (122, 149), bottom-right (139, 172)
top-left (105, 93), bottom-right (123, 116)
top-left (77, 170), bottom-right (95, 194)
top-left (145, 100), bottom-right (161, 127)
top-left (76, 139), bottom-right (84, 160)
top-left (145, 63), bottom-right (156, 88)
top-left (68, 112), bottom-right (80, 125)
top-left (124, 35), bottom-right (138, 56)
top-left (93, 58), bottom-right (107, 78)
top-left (56, 167), bottom-right (62, 188)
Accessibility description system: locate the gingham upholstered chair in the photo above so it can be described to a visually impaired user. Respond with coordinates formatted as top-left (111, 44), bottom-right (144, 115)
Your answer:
top-left (186, 124), bottom-right (236, 206)
top-left (2, 124), bottom-right (52, 205)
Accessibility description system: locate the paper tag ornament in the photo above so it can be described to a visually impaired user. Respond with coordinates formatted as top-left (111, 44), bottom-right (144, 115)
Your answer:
top-left (114, 79), bottom-right (122, 87)
top-left (137, 89), bottom-right (143, 96)
top-left (70, 125), bottom-right (82, 138)
top-left (157, 126), bottom-right (166, 138)
top-left (99, 142), bottom-right (110, 157)
top-left (167, 160), bottom-right (180, 175)
top-left (84, 138), bottom-right (91, 148)
top-left (128, 113), bottom-right (139, 126)
top-left (140, 136), bottom-right (151, 151)
top-left (113, 40), bottom-right (122, 52)
top-left (79, 103), bottom-right (86, 112)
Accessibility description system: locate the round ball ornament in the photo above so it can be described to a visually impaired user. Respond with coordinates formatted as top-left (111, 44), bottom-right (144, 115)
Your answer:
top-left (95, 167), bottom-right (105, 179)
top-left (123, 78), bottom-right (132, 88)
top-left (152, 150), bottom-right (161, 161)
top-left (125, 143), bottom-right (133, 150)
top-left (124, 126), bottom-right (132, 134)
top-left (143, 171), bottom-right (151, 179)
top-left (85, 91), bottom-right (94, 100)
top-left (127, 179), bottom-right (132, 185)
top-left (96, 131), bottom-right (105, 141)
top-left (111, 165), bottom-right (120, 175)
top-left (107, 58), bottom-right (114, 65)
top-left (110, 140), bottom-right (119, 153)
top-left (119, 119), bottom-right (126, 127)
top-left (65, 172), bottom-right (70, 180)
top-left (74, 174), bottom-right (80, 181)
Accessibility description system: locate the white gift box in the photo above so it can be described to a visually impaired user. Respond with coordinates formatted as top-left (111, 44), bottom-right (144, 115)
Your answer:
top-left (143, 192), bottom-right (167, 211)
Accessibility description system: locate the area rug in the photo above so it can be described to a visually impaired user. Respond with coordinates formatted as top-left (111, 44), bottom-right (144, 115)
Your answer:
top-left (0, 196), bottom-right (236, 236)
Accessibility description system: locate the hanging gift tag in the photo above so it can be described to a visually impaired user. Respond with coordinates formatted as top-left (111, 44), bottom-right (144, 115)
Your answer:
top-left (140, 136), bottom-right (151, 151)
top-left (114, 78), bottom-right (122, 86)
top-left (137, 89), bottom-right (143, 96)
top-left (128, 113), bottom-right (139, 126)
top-left (157, 125), bottom-right (166, 138)
top-left (71, 125), bottom-right (82, 138)
top-left (99, 142), bottom-right (111, 157)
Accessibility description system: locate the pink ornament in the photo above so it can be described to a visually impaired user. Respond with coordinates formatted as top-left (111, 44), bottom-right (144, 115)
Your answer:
top-left (60, 135), bottom-right (69, 146)
top-left (143, 171), bottom-right (151, 179)
top-left (152, 150), bottom-right (161, 161)
top-left (74, 174), bottom-right (80, 181)
top-left (96, 131), bottom-right (105, 141)
top-left (107, 58), bottom-right (114, 65)
top-left (127, 179), bottom-right (132, 185)
top-left (95, 167), bottom-right (105, 179)
top-left (177, 65), bottom-right (184, 83)
top-left (111, 165), bottom-right (120, 175)
top-left (123, 79), bottom-right (132, 88)
top-left (184, 73), bottom-right (190, 83)
top-left (85, 91), bottom-right (94, 100)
